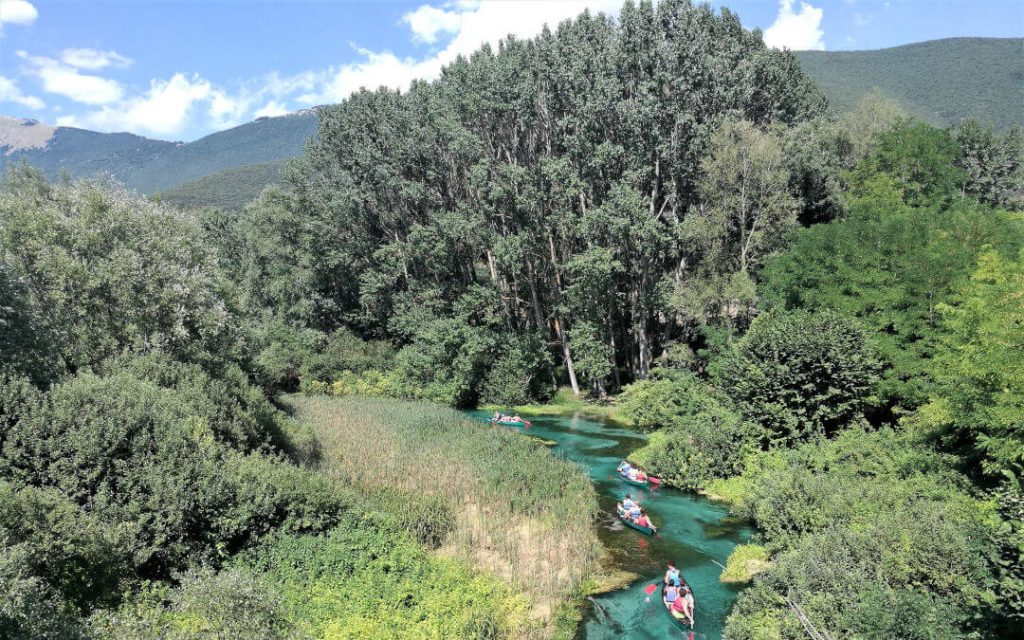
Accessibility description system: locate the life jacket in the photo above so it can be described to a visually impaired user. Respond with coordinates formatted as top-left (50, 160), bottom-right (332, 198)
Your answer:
top-left (672, 595), bottom-right (687, 613)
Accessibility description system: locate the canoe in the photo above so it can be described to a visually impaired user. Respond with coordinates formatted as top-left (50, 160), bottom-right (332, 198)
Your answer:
top-left (618, 511), bottom-right (657, 536)
top-left (491, 418), bottom-right (531, 427)
top-left (618, 470), bottom-right (649, 487)
top-left (661, 582), bottom-right (694, 632)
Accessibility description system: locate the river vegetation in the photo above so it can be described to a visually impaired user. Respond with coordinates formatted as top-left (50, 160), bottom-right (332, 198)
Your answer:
top-left (1, 0), bottom-right (1023, 638)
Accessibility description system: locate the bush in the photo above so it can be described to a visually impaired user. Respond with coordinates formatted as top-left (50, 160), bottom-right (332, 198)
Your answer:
top-left (1, 370), bottom-right (347, 579)
top-left (0, 481), bottom-right (130, 612)
top-left (0, 538), bottom-right (82, 640)
top-left (718, 310), bottom-right (879, 445)
top-left (480, 334), bottom-right (550, 406)
top-left (89, 567), bottom-right (293, 640)
top-left (0, 171), bottom-right (236, 372)
top-left (618, 369), bottom-right (731, 432)
top-left (726, 429), bottom-right (1001, 639)
top-left (720, 544), bottom-right (769, 584)
top-left (235, 523), bottom-right (528, 639)
top-left (629, 404), bottom-right (761, 491)
top-left (303, 328), bottom-right (395, 382)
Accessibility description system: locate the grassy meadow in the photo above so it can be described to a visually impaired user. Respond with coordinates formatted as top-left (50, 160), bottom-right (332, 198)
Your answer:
top-left (285, 395), bottom-right (602, 632)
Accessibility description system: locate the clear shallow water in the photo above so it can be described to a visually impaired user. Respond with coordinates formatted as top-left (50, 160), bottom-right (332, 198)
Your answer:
top-left (467, 411), bottom-right (753, 640)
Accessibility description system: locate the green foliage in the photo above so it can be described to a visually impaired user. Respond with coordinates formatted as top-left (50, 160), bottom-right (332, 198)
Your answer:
top-left (0, 168), bottom-right (237, 372)
top-left (955, 120), bottom-right (1024, 210)
top-left (794, 37), bottom-right (1024, 130)
top-left (89, 567), bottom-right (294, 640)
top-left (1, 367), bottom-right (347, 579)
top-left (726, 429), bottom-right (1000, 639)
top-left (720, 544), bottom-right (769, 583)
top-left (760, 187), bottom-right (1023, 412)
top-left (244, 0), bottom-right (827, 397)
top-left (480, 334), bottom-right (551, 406)
top-left (909, 250), bottom-right (1024, 483)
top-left (233, 525), bottom-right (527, 639)
top-left (618, 369), bottom-right (726, 432)
top-left (303, 328), bottom-right (396, 384)
top-left (0, 536), bottom-right (83, 640)
top-left (849, 119), bottom-right (964, 206)
top-left (988, 485), bottom-right (1024, 627)
top-left (718, 310), bottom-right (879, 445)
top-left (0, 481), bottom-right (130, 612)
top-left (0, 264), bottom-right (61, 384)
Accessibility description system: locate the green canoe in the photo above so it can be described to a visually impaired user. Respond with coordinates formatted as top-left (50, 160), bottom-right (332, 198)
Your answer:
top-left (618, 470), bottom-right (649, 487)
top-left (618, 511), bottom-right (657, 536)
top-left (661, 583), bottom-right (694, 632)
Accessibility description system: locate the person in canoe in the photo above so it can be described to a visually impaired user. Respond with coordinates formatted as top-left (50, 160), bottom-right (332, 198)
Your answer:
top-left (622, 494), bottom-right (635, 511)
top-left (670, 584), bottom-right (694, 626)
top-left (635, 512), bottom-right (652, 528)
top-left (617, 460), bottom-right (631, 475)
top-left (629, 502), bottom-right (642, 520)
top-left (664, 561), bottom-right (681, 586)
top-left (663, 582), bottom-right (681, 608)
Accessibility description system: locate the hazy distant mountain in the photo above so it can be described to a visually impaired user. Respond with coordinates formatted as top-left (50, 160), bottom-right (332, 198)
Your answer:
top-left (0, 110), bottom-right (319, 194)
top-left (795, 37), bottom-right (1024, 130)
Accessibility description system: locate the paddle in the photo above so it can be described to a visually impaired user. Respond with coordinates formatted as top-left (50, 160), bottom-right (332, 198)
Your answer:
top-left (644, 583), bottom-right (658, 596)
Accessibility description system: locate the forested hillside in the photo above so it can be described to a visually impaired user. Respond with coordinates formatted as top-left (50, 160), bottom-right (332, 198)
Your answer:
top-left (0, 110), bottom-right (317, 194)
top-left (158, 160), bottom-right (288, 211)
top-left (795, 37), bottom-right (1024, 129)
top-left (2, 1), bottom-right (1023, 638)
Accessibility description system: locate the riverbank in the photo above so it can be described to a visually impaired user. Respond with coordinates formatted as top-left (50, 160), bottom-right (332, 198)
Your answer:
top-left (285, 394), bottom-right (603, 638)
top-left (480, 389), bottom-right (630, 426)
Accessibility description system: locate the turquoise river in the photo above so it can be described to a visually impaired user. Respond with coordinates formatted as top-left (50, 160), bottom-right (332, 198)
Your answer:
top-left (467, 410), bottom-right (753, 639)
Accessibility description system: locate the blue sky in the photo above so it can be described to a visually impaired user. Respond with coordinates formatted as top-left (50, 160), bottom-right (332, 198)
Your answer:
top-left (0, 0), bottom-right (1021, 141)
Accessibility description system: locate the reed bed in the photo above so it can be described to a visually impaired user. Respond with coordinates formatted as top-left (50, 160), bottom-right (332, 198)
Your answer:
top-left (284, 394), bottom-right (601, 630)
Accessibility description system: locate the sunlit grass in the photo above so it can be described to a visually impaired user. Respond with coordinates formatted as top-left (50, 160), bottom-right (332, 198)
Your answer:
top-left (285, 394), bottom-right (601, 630)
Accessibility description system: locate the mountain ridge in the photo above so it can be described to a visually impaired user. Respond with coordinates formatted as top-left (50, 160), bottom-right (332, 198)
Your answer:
top-left (794, 37), bottom-right (1023, 130)
top-left (0, 109), bottom-right (319, 194)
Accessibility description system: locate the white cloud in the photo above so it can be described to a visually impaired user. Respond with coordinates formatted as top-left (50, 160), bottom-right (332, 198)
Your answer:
top-left (0, 0), bottom-right (37, 27)
top-left (0, 75), bottom-right (43, 109)
top-left (762, 0), bottom-right (825, 51)
top-left (305, 0), bottom-right (621, 104)
top-left (18, 51), bottom-right (125, 104)
top-left (60, 73), bottom-right (213, 136)
top-left (253, 100), bottom-right (289, 119)
top-left (60, 48), bottom-right (133, 70)
top-left (403, 4), bottom-right (462, 44)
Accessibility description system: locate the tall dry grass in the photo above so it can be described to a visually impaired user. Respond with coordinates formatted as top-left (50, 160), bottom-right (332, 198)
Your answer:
top-left (284, 394), bottom-right (600, 629)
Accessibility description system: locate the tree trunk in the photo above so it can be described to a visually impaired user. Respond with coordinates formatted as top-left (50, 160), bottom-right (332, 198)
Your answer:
top-left (553, 315), bottom-right (580, 396)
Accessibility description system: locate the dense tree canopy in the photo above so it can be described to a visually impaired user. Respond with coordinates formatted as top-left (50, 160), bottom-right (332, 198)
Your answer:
top-left (229, 0), bottom-right (826, 401)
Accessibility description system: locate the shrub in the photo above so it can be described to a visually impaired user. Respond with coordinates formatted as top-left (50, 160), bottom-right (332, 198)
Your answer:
top-left (0, 172), bottom-right (236, 372)
top-left (720, 544), bottom-right (769, 583)
top-left (480, 334), bottom-right (551, 406)
top-left (89, 567), bottom-right (293, 640)
top-left (618, 369), bottom-right (732, 432)
top-left (726, 429), bottom-right (1001, 639)
top-left (629, 404), bottom-right (761, 490)
top-left (236, 523), bottom-right (528, 639)
top-left (0, 481), bottom-right (130, 612)
top-left (302, 328), bottom-right (395, 382)
top-left (1, 371), bottom-right (347, 578)
top-left (0, 538), bottom-right (82, 640)
top-left (718, 309), bottom-right (879, 445)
